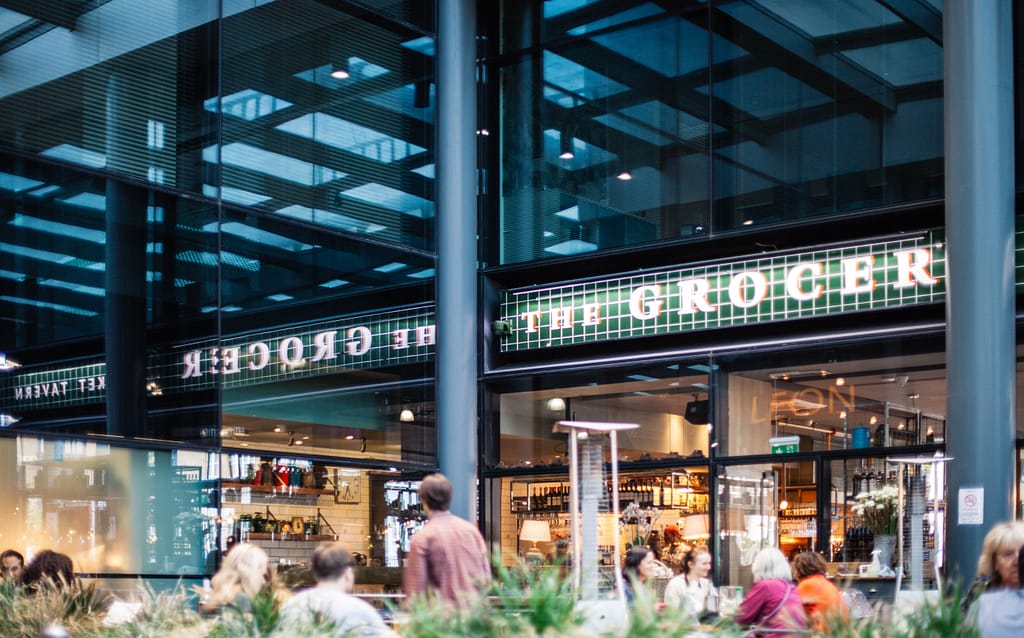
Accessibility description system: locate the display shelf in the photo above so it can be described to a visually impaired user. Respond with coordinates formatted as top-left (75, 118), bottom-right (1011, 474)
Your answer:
top-left (221, 483), bottom-right (330, 507)
top-left (222, 482), bottom-right (332, 496)
top-left (510, 471), bottom-right (709, 516)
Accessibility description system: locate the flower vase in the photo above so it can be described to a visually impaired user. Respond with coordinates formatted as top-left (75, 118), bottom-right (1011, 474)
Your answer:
top-left (872, 533), bottom-right (897, 568)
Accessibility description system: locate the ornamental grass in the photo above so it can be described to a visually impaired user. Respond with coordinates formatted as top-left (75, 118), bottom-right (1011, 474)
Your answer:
top-left (0, 563), bottom-right (982, 638)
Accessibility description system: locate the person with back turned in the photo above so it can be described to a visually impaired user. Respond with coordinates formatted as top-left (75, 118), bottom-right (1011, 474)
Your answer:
top-left (281, 542), bottom-right (397, 637)
top-left (402, 473), bottom-right (491, 608)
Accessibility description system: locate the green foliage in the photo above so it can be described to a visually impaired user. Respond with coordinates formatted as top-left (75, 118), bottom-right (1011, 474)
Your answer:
top-left (204, 587), bottom-right (284, 638)
top-left (399, 561), bottom-right (586, 638)
top-left (892, 585), bottom-right (978, 638)
top-left (0, 581), bottom-right (111, 638)
top-left (487, 562), bottom-right (583, 635)
top-left (82, 582), bottom-right (207, 638)
top-left (0, 563), bottom-right (986, 638)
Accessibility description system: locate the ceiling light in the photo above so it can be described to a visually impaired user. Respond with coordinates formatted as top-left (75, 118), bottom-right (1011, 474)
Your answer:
top-left (345, 434), bottom-right (355, 440)
top-left (743, 219), bottom-right (754, 226)
top-left (273, 426), bottom-right (283, 433)
top-left (546, 397), bottom-right (566, 412)
top-left (869, 416), bottom-right (878, 425)
top-left (330, 68), bottom-right (350, 80)
top-left (400, 409), bottom-right (415, 422)
top-left (0, 353), bottom-right (20, 370)
top-left (559, 123), bottom-right (575, 159)
top-left (616, 168), bottom-right (633, 181)
top-left (835, 377), bottom-right (845, 386)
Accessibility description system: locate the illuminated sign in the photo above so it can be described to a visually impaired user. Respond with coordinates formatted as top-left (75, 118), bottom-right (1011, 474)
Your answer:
top-left (497, 236), bottom-right (945, 351)
top-left (0, 305), bottom-right (434, 412)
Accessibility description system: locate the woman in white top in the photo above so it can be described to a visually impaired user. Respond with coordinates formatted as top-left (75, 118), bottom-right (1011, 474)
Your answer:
top-left (663, 547), bottom-right (714, 618)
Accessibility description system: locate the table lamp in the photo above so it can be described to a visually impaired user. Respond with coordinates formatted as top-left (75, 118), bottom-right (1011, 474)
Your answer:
top-left (682, 513), bottom-right (709, 541)
top-left (520, 519), bottom-right (551, 564)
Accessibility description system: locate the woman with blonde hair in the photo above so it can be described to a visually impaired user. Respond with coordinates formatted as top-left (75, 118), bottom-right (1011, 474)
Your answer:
top-left (199, 543), bottom-right (287, 615)
top-left (735, 548), bottom-right (807, 638)
top-left (965, 520), bottom-right (1024, 633)
top-left (975, 521), bottom-right (1024, 590)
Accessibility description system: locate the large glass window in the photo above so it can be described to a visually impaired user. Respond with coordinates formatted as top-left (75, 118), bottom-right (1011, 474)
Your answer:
top-left (493, 1), bottom-right (944, 265)
top-left (0, 159), bottom-right (220, 351)
top-left (721, 345), bottom-right (947, 457)
top-left (711, 1), bottom-right (944, 227)
top-left (219, 0), bottom-right (436, 251)
top-left (0, 436), bottom-right (213, 578)
top-left (221, 383), bottom-right (436, 466)
top-left (492, 363), bottom-right (711, 469)
top-left (0, 1), bottom-right (218, 193)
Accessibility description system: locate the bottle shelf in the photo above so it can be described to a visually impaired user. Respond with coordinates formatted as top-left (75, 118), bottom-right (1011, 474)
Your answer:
top-left (510, 472), bottom-right (709, 515)
top-left (245, 532), bottom-right (337, 542)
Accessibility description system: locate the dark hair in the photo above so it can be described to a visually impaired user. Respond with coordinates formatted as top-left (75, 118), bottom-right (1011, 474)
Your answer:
top-left (20, 550), bottom-right (75, 591)
top-left (791, 551), bottom-right (828, 580)
top-left (624, 546), bottom-right (651, 584)
top-left (311, 542), bottom-right (355, 582)
top-left (1, 549), bottom-right (24, 566)
top-left (680, 547), bottom-right (710, 576)
top-left (418, 473), bottom-right (452, 512)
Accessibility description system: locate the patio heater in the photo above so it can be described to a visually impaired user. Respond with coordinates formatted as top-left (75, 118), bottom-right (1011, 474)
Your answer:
top-left (888, 453), bottom-right (953, 591)
top-left (553, 420), bottom-right (638, 608)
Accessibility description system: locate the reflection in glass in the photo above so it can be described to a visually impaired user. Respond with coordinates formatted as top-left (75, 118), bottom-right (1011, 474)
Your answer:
top-left (723, 350), bottom-right (946, 457)
top-left (496, 365), bottom-right (711, 468)
top-left (0, 437), bottom-right (212, 576)
top-left (495, 1), bottom-right (944, 263)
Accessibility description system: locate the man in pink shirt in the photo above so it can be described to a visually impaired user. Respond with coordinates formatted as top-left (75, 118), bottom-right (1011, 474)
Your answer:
top-left (403, 473), bottom-right (491, 608)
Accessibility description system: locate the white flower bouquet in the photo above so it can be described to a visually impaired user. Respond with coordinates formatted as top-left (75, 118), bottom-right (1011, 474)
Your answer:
top-left (851, 485), bottom-right (899, 535)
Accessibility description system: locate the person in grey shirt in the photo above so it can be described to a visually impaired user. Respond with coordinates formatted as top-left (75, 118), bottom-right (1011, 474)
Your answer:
top-left (969, 543), bottom-right (1024, 638)
top-left (281, 542), bottom-right (397, 637)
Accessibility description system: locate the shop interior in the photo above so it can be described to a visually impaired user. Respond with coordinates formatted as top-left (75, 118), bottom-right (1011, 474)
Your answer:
top-left (491, 347), bottom-right (957, 596)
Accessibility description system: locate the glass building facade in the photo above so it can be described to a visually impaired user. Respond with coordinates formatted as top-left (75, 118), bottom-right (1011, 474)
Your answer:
top-left (0, 0), bottom-right (1018, 597)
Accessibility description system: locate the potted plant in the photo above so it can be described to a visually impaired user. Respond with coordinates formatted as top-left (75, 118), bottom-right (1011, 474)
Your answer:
top-left (851, 485), bottom-right (900, 566)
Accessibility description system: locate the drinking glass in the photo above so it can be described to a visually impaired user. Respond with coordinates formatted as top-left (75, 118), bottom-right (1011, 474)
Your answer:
top-left (718, 585), bottom-right (744, 615)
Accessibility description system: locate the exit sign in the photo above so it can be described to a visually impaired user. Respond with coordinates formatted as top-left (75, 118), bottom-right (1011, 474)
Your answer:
top-left (770, 436), bottom-right (801, 454)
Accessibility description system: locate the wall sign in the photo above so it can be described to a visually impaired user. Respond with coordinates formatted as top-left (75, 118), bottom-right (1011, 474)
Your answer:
top-left (498, 235), bottom-right (945, 352)
top-left (0, 305), bottom-right (435, 413)
top-left (957, 487), bottom-right (984, 525)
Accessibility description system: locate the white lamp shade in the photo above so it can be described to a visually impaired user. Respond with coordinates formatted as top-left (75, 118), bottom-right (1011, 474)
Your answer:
top-left (520, 519), bottom-right (552, 543)
top-left (682, 514), bottom-right (709, 539)
top-left (399, 409), bottom-right (415, 422)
